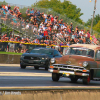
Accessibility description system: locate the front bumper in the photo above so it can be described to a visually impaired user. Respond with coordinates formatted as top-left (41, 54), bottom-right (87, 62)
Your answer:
top-left (20, 59), bottom-right (49, 67)
top-left (48, 64), bottom-right (90, 77)
top-left (48, 69), bottom-right (89, 77)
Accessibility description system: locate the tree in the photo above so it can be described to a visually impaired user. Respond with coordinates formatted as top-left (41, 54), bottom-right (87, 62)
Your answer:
top-left (93, 20), bottom-right (100, 33)
top-left (85, 14), bottom-right (100, 27)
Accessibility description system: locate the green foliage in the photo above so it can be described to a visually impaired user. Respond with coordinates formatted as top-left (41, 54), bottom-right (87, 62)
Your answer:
top-left (85, 18), bottom-right (92, 27)
top-left (0, 24), bottom-right (12, 34)
top-left (93, 20), bottom-right (100, 33)
top-left (21, 13), bottom-right (28, 20)
top-left (0, 1), bottom-right (7, 5)
top-left (0, 51), bottom-right (22, 55)
top-left (1, 23), bottom-right (21, 36)
top-left (85, 14), bottom-right (100, 34)
top-left (85, 14), bottom-right (100, 27)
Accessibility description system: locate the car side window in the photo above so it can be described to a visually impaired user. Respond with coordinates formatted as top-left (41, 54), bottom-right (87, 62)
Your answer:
top-left (66, 47), bottom-right (72, 55)
top-left (95, 50), bottom-right (100, 60)
top-left (48, 50), bottom-right (53, 55)
top-left (87, 50), bottom-right (94, 58)
top-left (66, 47), bottom-right (94, 58)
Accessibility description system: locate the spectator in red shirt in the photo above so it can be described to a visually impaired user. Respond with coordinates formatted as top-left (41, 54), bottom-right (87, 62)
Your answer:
top-left (50, 14), bottom-right (54, 23)
top-left (87, 30), bottom-right (90, 39)
top-left (44, 29), bottom-right (48, 40)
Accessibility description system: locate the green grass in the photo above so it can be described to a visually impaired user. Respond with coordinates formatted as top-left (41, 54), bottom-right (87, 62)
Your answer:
top-left (0, 51), bottom-right (23, 55)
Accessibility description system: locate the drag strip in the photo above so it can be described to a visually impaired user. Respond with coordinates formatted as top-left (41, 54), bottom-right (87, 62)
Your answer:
top-left (0, 64), bottom-right (100, 87)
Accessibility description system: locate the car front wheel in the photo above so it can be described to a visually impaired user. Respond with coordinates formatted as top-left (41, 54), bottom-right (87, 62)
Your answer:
top-left (83, 76), bottom-right (90, 84)
top-left (45, 62), bottom-right (50, 70)
top-left (20, 64), bottom-right (26, 69)
top-left (34, 66), bottom-right (39, 70)
top-left (52, 73), bottom-right (60, 81)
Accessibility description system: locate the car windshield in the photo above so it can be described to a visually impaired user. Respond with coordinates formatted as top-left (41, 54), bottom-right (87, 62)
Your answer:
top-left (66, 47), bottom-right (94, 58)
top-left (30, 49), bottom-right (53, 55)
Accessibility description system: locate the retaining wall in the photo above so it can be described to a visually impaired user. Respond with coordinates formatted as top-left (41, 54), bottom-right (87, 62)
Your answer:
top-left (0, 87), bottom-right (100, 100)
top-left (0, 54), bottom-right (20, 64)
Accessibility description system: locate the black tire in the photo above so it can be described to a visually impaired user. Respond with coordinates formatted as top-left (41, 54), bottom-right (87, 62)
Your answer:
top-left (45, 62), bottom-right (50, 70)
top-left (52, 73), bottom-right (59, 81)
top-left (34, 66), bottom-right (39, 70)
top-left (70, 76), bottom-right (78, 83)
top-left (20, 64), bottom-right (26, 69)
top-left (83, 76), bottom-right (90, 84)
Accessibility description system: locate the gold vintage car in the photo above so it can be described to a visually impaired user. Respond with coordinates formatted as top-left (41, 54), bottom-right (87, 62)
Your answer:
top-left (49, 44), bottom-right (100, 84)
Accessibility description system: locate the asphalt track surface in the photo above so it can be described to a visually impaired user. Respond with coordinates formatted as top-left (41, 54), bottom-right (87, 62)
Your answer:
top-left (0, 64), bottom-right (100, 87)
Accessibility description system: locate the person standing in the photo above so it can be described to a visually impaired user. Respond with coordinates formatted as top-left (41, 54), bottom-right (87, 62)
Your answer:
top-left (44, 29), bottom-right (48, 40)
top-left (86, 30), bottom-right (90, 43)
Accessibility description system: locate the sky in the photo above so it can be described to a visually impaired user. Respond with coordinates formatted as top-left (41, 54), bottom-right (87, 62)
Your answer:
top-left (0, 0), bottom-right (100, 22)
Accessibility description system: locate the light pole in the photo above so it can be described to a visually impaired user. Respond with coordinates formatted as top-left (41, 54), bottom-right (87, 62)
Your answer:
top-left (90, 0), bottom-right (97, 35)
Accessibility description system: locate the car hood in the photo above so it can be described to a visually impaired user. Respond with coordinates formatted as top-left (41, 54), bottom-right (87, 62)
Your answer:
top-left (55, 55), bottom-right (94, 65)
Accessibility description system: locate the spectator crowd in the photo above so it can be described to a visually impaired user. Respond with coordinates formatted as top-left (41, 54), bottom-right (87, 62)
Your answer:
top-left (0, 4), bottom-right (100, 54)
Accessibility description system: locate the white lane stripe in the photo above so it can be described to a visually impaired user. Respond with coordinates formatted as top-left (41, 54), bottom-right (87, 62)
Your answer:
top-left (0, 77), bottom-right (50, 79)
top-left (0, 64), bottom-right (20, 67)
top-left (0, 72), bottom-right (51, 77)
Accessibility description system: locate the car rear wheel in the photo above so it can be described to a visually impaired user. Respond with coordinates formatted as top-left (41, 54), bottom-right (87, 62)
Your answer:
top-left (83, 76), bottom-right (90, 84)
top-left (20, 64), bottom-right (26, 69)
top-left (52, 73), bottom-right (59, 81)
top-left (70, 76), bottom-right (78, 83)
top-left (34, 66), bottom-right (39, 70)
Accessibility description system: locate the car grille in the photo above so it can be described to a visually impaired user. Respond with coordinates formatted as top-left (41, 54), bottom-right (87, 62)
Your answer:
top-left (24, 56), bottom-right (40, 60)
top-left (53, 64), bottom-right (85, 72)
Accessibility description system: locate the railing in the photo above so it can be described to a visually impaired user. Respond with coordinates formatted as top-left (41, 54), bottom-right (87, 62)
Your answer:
top-left (0, 9), bottom-right (39, 40)
top-left (0, 40), bottom-right (68, 55)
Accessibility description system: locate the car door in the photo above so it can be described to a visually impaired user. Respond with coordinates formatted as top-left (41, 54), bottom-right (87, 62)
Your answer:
top-left (95, 50), bottom-right (100, 78)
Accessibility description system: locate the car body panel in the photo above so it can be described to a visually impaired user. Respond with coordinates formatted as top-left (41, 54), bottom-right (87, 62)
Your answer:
top-left (49, 44), bottom-right (100, 79)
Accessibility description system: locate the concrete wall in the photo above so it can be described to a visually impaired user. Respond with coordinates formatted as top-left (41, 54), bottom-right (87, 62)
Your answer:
top-left (0, 87), bottom-right (100, 100)
top-left (0, 54), bottom-right (20, 64)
